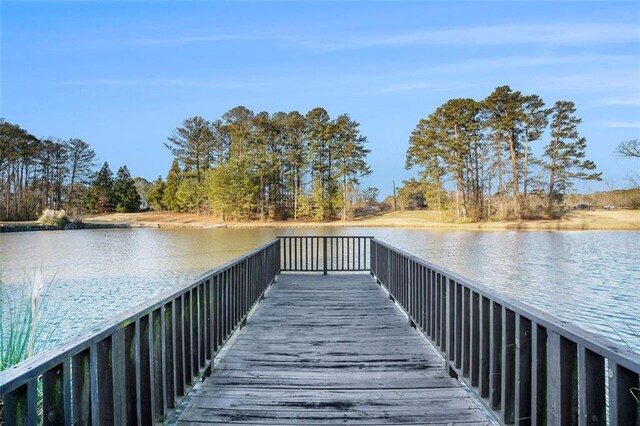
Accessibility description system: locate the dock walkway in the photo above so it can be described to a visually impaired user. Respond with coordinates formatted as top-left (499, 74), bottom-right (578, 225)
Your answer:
top-left (177, 274), bottom-right (492, 425)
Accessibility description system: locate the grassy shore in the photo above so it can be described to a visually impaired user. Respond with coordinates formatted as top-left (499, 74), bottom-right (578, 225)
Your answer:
top-left (78, 209), bottom-right (640, 231)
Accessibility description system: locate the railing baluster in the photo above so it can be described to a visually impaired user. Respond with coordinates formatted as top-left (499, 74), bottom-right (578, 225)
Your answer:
top-left (531, 323), bottom-right (547, 426)
top-left (151, 308), bottom-right (164, 421)
top-left (479, 296), bottom-right (491, 398)
top-left (323, 237), bottom-right (328, 274)
top-left (42, 361), bottom-right (68, 425)
top-left (137, 315), bottom-right (152, 423)
top-left (490, 302), bottom-right (502, 411)
top-left (470, 291), bottom-right (480, 387)
top-left (446, 279), bottom-right (455, 362)
top-left (547, 331), bottom-right (578, 425)
top-left (501, 307), bottom-right (516, 423)
top-left (455, 282), bottom-right (463, 368)
top-left (515, 314), bottom-right (532, 425)
top-left (577, 346), bottom-right (605, 426)
top-left (93, 337), bottom-right (114, 425)
top-left (462, 287), bottom-right (471, 378)
top-left (609, 362), bottom-right (639, 425)
top-left (164, 301), bottom-right (176, 410)
top-left (439, 275), bottom-right (447, 352)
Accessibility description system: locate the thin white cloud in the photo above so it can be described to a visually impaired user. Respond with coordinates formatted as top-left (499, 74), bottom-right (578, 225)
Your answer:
top-left (127, 33), bottom-right (287, 47)
top-left (119, 23), bottom-right (640, 51)
top-left (54, 78), bottom-right (250, 89)
top-left (597, 95), bottom-right (640, 107)
top-left (536, 70), bottom-right (640, 92)
top-left (596, 120), bottom-right (640, 129)
top-left (379, 54), bottom-right (637, 94)
top-left (382, 81), bottom-right (463, 93)
top-left (301, 24), bottom-right (640, 52)
top-left (423, 53), bottom-right (634, 75)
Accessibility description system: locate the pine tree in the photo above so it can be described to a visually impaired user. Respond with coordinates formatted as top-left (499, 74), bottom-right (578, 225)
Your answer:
top-left (282, 111), bottom-right (306, 220)
top-left (65, 138), bottom-right (96, 212)
top-left (146, 176), bottom-right (166, 211)
top-left (544, 101), bottom-right (601, 210)
top-left (163, 159), bottom-right (182, 212)
top-left (406, 98), bottom-right (483, 219)
top-left (484, 86), bottom-right (526, 219)
top-left (113, 165), bottom-right (141, 212)
top-left (305, 107), bottom-right (336, 220)
top-left (521, 95), bottom-right (550, 205)
top-left (85, 162), bottom-right (115, 213)
top-left (176, 174), bottom-right (206, 213)
top-left (333, 114), bottom-right (371, 220)
top-left (164, 116), bottom-right (214, 182)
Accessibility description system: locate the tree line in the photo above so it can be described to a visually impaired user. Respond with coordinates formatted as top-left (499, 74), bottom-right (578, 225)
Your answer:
top-left (0, 119), bottom-right (140, 221)
top-left (146, 106), bottom-right (371, 221)
top-left (405, 86), bottom-right (602, 220)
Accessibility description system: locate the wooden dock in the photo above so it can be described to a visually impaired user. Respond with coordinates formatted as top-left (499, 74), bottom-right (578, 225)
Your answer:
top-left (176, 274), bottom-right (492, 424)
top-left (2, 236), bottom-right (638, 425)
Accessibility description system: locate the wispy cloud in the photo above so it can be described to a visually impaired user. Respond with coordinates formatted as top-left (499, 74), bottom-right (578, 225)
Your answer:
top-left (596, 95), bottom-right (640, 107)
top-left (300, 24), bottom-right (640, 52)
top-left (54, 78), bottom-right (251, 89)
top-left (422, 53), bottom-right (633, 75)
top-left (382, 81), bottom-right (462, 93)
top-left (536, 70), bottom-right (640, 92)
top-left (596, 120), bottom-right (640, 129)
top-left (127, 33), bottom-right (287, 47)
top-left (118, 23), bottom-right (640, 51)
top-left (378, 54), bottom-right (636, 94)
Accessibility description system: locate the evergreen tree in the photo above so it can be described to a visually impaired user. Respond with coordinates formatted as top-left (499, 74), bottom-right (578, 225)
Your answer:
top-left (406, 98), bottom-right (483, 219)
top-left (146, 176), bottom-right (166, 211)
top-left (164, 116), bottom-right (214, 182)
top-left (113, 165), bottom-right (141, 212)
top-left (222, 106), bottom-right (254, 160)
top-left (544, 101), bottom-right (601, 210)
top-left (282, 111), bottom-right (306, 220)
top-left (206, 160), bottom-right (258, 220)
top-left (65, 138), bottom-right (96, 212)
top-left (521, 95), bottom-right (550, 204)
top-left (333, 114), bottom-right (371, 220)
top-left (176, 174), bottom-right (206, 213)
top-left (305, 107), bottom-right (336, 220)
top-left (484, 86), bottom-right (526, 219)
top-left (163, 159), bottom-right (182, 212)
top-left (85, 162), bottom-right (115, 213)
top-left (251, 111), bottom-right (278, 219)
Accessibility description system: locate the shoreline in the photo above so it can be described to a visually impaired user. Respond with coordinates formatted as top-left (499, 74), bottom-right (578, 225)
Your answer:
top-left (4, 210), bottom-right (637, 232)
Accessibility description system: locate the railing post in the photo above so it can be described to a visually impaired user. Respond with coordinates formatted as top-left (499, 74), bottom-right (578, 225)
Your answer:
top-left (323, 237), bottom-right (328, 275)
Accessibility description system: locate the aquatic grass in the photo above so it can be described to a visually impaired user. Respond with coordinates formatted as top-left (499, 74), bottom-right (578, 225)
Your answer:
top-left (37, 209), bottom-right (68, 227)
top-left (0, 269), bottom-right (59, 422)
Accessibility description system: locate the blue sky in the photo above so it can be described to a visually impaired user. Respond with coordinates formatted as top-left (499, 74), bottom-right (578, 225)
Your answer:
top-left (2, 1), bottom-right (639, 197)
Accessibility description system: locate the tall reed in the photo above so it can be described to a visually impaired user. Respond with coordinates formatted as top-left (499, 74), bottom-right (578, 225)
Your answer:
top-left (0, 269), bottom-right (49, 371)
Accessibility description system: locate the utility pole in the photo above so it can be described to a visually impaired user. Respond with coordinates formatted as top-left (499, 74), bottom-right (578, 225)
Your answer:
top-left (393, 180), bottom-right (397, 211)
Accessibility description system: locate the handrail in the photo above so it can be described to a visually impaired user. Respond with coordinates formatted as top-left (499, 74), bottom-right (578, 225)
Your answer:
top-left (370, 238), bottom-right (640, 425)
top-left (0, 239), bottom-right (281, 425)
top-left (277, 235), bottom-right (373, 274)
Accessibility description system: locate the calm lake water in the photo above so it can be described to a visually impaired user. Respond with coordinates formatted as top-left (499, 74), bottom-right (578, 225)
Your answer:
top-left (1, 227), bottom-right (639, 355)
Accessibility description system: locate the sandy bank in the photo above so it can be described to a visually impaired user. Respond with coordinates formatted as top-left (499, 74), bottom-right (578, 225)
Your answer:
top-left (79, 210), bottom-right (640, 231)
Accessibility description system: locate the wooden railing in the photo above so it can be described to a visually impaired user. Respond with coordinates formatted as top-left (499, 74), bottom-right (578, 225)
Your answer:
top-left (278, 236), bottom-right (372, 274)
top-left (0, 240), bottom-right (280, 425)
top-left (370, 239), bottom-right (640, 425)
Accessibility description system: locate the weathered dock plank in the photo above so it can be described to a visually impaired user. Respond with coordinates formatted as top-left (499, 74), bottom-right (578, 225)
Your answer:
top-left (176, 274), bottom-right (493, 425)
